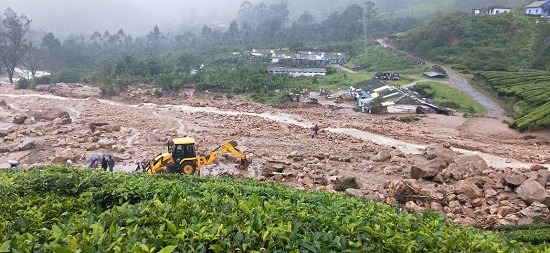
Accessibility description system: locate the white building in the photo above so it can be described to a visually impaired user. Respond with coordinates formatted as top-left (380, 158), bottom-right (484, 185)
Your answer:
top-left (267, 67), bottom-right (326, 77)
top-left (473, 7), bottom-right (512, 15)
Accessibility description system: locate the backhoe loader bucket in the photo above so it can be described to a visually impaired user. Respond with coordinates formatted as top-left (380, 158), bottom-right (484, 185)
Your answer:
top-left (228, 140), bottom-right (238, 147)
top-left (237, 158), bottom-right (251, 170)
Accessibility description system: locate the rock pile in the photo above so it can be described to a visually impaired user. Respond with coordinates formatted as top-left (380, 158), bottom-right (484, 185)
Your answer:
top-left (385, 144), bottom-right (549, 226)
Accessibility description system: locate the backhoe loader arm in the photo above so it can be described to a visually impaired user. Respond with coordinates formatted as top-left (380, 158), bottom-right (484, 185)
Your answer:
top-left (200, 141), bottom-right (249, 168)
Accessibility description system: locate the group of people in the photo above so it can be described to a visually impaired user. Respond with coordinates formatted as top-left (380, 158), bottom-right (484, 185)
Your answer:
top-left (101, 155), bottom-right (115, 172)
top-left (88, 154), bottom-right (115, 171)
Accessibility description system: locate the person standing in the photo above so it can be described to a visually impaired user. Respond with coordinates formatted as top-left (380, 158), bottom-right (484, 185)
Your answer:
top-left (311, 124), bottom-right (319, 138)
top-left (108, 156), bottom-right (115, 172)
top-left (101, 156), bottom-right (108, 171)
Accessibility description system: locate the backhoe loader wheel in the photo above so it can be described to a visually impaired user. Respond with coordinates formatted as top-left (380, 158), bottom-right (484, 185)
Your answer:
top-left (181, 161), bottom-right (196, 175)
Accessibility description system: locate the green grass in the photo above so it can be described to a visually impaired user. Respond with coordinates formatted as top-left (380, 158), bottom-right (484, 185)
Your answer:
top-left (316, 71), bottom-right (371, 91)
top-left (0, 166), bottom-right (546, 252)
top-left (411, 81), bottom-right (487, 115)
top-left (346, 46), bottom-right (418, 72)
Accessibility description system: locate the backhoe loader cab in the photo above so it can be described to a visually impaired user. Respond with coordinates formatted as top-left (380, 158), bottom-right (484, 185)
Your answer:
top-left (170, 138), bottom-right (197, 161)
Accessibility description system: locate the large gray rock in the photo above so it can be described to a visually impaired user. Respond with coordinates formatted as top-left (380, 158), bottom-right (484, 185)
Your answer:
top-left (345, 188), bottom-right (364, 198)
top-left (455, 155), bottom-right (488, 173)
top-left (18, 138), bottom-right (35, 151)
top-left (97, 138), bottom-right (116, 148)
top-left (411, 157), bottom-right (447, 179)
top-left (423, 144), bottom-right (457, 164)
top-left (516, 179), bottom-right (549, 205)
top-left (503, 172), bottom-right (527, 187)
top-left (33, 108), bottom-right (69, 121)
top-left (519, 202), bottom-right (550, 220)
top-left (373, 150), bottom-right (391, 162)
top-left (529, 170), bottom-right (549, 188)
top-left (530, 164), bottom-right (548, 171)
top-left (13, 115), bottom-right (27, 124)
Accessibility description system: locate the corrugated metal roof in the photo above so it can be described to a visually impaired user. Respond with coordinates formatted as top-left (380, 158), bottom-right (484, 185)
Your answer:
top-left (526, 1), bottom-right (549, 8)
top-left (424, 71), bottom-right (447, 77)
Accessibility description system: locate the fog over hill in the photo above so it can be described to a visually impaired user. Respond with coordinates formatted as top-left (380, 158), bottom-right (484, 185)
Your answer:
top-left (0, 0), bottom-right (249, 37)
top-left (0, 0), bottom-right (532, 38)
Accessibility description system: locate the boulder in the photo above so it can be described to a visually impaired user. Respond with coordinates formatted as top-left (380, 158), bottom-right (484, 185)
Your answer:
top-left (13, 115), bottom-right (27, 124)
top-left (503, 172), bottom-right (527, 187)
top-left (519, 202), bottom-right (550, 220)
top-left (0, 130), bottom-right (7, 137)
top-left (515, 179), bottom-right (550, 205)
top-left (405, 201), bottom-right (422, 212)
top-left (373, 150), bottom-right (391, 162)
top-left (411, 157), bottom-right (447, 179)
top-left (497, 206), bottom-right (516, 217)
top-left (33, 108), bottom-right (69, 121)
top-left (386, 179), bottom-right (420, 203)
top-left (89, 122), bottom-right (109, 132)
top-left (430, 202), bottom-right (445, 212)
top-left (455, 155), bottom-right (488, 174)
top-left (302, 177), bottom-right (314, 187)
top-left (530, 164), bottom-right (547, 171)
top-left (345, 188), bottom-right (364, 198)
top-left (18, 138), bottom-right (35, 151)
top-left (57, 117), bottom-right (72, 125)
top-left (423, 144), bottom-right (457, 163)
top-left (98, 138), bottom-right (116, 148)
top-left (530, 170), bottom-right (549, 187)
top-left (456, 182), bottom-right (483, 200)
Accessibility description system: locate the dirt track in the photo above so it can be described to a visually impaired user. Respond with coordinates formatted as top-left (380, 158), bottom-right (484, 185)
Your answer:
top-left (445, 69), bottom-right (507, 119)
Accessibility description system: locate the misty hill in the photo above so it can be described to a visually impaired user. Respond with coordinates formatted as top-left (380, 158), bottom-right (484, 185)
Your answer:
top-left (0, 0), bottom-right (532, 38)
top-left (0, 0), bottom-right (246, 37)
top-left (395, 12), bottom-right (550, 71)
top-left (264, 0), bottom-right (531, 20)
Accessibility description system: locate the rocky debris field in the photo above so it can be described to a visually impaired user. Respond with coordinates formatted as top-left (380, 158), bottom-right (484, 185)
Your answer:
top-left (0, 82), bottom-right (549, 227)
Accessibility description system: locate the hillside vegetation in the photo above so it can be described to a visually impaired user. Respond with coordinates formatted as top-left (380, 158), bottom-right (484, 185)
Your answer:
top-left (395, 12), bottom-right (550, 71)
top-left (0, 167), bottom-right (545, 252)
top-left (474, 71), bottom-right (550, 131)
top-left (265, 0), bottom-right (530, 20)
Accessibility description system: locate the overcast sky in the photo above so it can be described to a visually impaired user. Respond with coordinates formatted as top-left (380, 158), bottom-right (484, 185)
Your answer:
top-left (0, 0), bottom-right (254, 37)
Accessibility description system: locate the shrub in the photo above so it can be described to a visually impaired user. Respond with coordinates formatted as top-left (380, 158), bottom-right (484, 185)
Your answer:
top-left (53, 68), bottom-right (87, 83)
top-left (33, 75), bottom-right (53, 84)
top-left (15, 77), bottom-right (34, 89)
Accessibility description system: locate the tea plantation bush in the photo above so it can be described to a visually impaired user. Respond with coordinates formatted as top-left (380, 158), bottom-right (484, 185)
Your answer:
top-left (474, 71), bottom-right (550, 131)
top-left (0, 167), bottom-right (545, 252)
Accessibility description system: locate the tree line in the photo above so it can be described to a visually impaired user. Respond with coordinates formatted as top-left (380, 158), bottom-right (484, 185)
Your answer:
top-left (0, 1), bottom-right (426, 82)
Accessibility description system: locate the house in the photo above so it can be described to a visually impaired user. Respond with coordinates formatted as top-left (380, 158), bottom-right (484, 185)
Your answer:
top-left (472, 7), bottom-right (512, 15)
top-left (267, 67), bottom-right (326, 77)
top-left (525, 1), bottom-right (550, 17)
top-left (294, 51), bottom-right (347, 65)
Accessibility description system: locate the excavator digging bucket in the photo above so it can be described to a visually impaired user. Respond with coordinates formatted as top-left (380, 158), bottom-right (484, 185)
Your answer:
top-left (237, 158), bottom-right (251, 170)
top-left (228, 140), bottom-right (238, 147)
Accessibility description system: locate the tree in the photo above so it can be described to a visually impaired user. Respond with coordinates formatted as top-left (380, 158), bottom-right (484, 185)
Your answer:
top-left (22, 43), bottom-right (43, 77)
top-left (41, 32), bottom-right (61, 71)
top-left (225, 20), bottom-right (240, 45)
top-left (0, 8), bottom-right (31, 83)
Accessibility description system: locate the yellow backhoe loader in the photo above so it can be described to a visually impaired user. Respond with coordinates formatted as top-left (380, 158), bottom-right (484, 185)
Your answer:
top-left (137, 138), bottom-right (249, 175)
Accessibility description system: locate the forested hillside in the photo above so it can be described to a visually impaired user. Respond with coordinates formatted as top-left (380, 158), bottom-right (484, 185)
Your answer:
top-left (266, 0), bottom-right (530, 20)
top-left (395, 13), bottom-right (550, 71)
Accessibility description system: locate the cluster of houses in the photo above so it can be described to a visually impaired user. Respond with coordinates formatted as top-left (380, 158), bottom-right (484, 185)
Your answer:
top-left (251, 49), bottom-right (348, 64)
top-left (473, 1), bottom-right (550, 17)
top-left (259, 50), bottom-right (346, 77)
